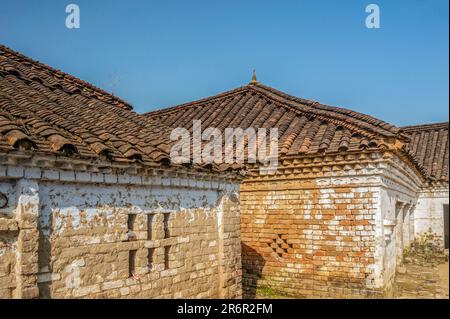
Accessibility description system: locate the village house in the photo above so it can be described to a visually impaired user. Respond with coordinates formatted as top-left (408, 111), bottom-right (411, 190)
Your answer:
top-left (0, 44), bottom-right (447, 299)
top-left (0, 44), bottom-right (243, 299)
top-left (147, 76), bottom-right (448, 298)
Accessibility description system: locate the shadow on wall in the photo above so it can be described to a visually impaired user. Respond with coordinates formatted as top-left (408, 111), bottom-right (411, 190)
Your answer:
top-left (241, 243), bottom-right (265, 299)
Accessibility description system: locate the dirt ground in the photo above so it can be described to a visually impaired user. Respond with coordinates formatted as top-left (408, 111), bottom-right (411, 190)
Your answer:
top-left (437, 262), bottom-right (449, 297)
top-left (255, 261), bottom-right (449, 299)
top-left (394, 261), bottom-right (449, 299)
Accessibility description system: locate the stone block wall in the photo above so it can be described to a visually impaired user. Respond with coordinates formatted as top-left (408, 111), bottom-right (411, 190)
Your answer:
top-left (0, 164), bottom-right (242, 299)
top-left (0, 219), bottom-right (17, 298)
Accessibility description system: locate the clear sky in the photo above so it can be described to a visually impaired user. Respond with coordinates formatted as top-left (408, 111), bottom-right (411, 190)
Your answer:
top-left (1, 0), bottom-right (448, 126)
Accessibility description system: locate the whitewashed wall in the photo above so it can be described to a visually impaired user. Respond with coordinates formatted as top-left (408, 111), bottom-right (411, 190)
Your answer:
top-left (415, 186), bottom-right (449, 246)
top-left (376, 155), bottom-right (423, 293)
top-left (0, 163), bottom-right (242, 299)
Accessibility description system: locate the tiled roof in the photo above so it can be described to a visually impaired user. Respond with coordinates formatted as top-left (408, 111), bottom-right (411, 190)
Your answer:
top-left (402, 122), bottom-right (448, 183)
top-left (147, 82), bottom-right (409, 158)
top-left (0, 44), bottom-right (174, 167)
top-left (1, 44), bottom-right (238, 173)
top-left (0, 45), bottom-right (132, 110)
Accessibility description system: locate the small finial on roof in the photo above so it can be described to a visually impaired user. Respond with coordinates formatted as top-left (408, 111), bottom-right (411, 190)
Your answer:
top-left (249, 69), bottom-right (258, 85)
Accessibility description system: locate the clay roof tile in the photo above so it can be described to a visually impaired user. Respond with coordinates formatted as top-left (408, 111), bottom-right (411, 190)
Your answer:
top-left (0, 44), bottom-right (242, 175)
top-left (401, 122), bottom-right (449, 183)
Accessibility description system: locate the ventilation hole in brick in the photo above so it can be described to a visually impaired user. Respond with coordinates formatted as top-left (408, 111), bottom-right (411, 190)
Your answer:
top-left (147, 248), bottom-right (155, 272)
top-left (163, 213), bottom-right (170, 238)
top-left (147, 213), bottom-right (155, 240)
top-left (127, 214), bottom-right (136, 231)
top-left (164, 246), bottom-right (171, 270)
top-left (271, 234), bottom-right (289, 258)
top-left (129, 249), bottom-right (137, 277)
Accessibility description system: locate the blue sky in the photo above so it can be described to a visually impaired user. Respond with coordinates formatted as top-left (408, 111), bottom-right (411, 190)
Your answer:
top-left (0, 0), bottom-right (448, 125)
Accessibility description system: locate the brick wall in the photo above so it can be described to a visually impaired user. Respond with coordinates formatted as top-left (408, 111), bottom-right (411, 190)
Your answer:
top-left (240, 152), bottom-right (424, 298)
top-left (241, 178), bottom-right (381, 298)
top-left (0, 164), bottom-right (242, 299)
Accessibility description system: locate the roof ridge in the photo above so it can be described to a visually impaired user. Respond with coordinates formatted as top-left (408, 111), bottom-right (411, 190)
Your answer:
top-left (147, 82), bottom-right (402, 139)
top-left (401, 122), bottom-right (448, 131)
top-left (144, 80), bottom-right (435, 181)
top-left (148, 81), bottom-right (403, 139)
top-left (0, 44), bottom-right (132, 110)
top-left (145, 86), bottom-right (250, 116)
top-left (248, 82), bottom-right (401, 138)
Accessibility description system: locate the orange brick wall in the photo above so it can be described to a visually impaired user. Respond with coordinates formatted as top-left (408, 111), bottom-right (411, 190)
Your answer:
top-left (241, 178), bottom-right (382, 298)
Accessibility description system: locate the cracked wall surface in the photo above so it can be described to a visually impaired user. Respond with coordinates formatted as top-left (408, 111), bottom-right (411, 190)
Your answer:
top-left (0, 165), bottom-right (242, 299)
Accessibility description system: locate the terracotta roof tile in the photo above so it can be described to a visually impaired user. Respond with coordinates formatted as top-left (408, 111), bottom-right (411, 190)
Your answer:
top-left (146, 82), bottom-right (443, 180)
top-left (147, 82), bottom-right (408, 156)
top-left (0, 44), bottom-right (244, 174)
top-left (401, 122), bottom-right (448, 182)
top-left (0, 45), bottom-right (131, 110)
